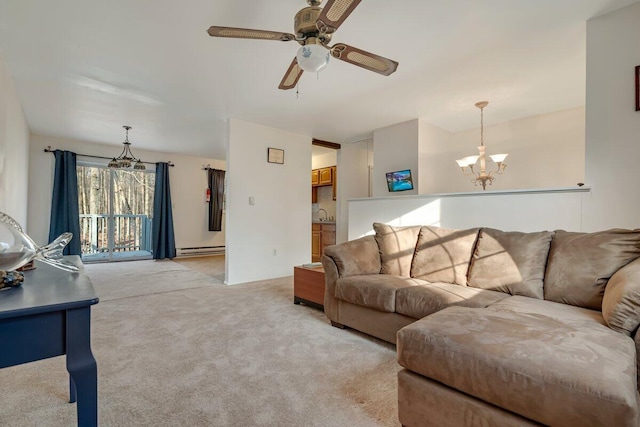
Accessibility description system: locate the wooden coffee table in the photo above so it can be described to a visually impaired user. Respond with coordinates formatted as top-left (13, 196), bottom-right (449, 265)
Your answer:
top-left (293, 265), bottom-right (325, 310)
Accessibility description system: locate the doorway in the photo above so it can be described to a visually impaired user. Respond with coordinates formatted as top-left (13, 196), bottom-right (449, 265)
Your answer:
top-left (77, 163), bottom-right (155, 262)
top-left (311, 139), bottom-right (340, 262)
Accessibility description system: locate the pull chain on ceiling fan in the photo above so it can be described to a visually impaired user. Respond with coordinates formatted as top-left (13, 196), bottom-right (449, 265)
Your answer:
top-left (207, 0), bottom-right (399, 90)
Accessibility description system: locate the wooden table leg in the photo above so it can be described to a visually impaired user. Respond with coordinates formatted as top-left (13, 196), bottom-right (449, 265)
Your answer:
top-left (66, 307), bottom-right (98, 427)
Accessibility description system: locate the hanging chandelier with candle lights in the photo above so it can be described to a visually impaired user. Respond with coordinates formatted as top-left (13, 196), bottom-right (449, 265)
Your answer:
top-left (455, 101), bottom-right (508, 190)
top-left (108, 125), bottom-right (145, 170)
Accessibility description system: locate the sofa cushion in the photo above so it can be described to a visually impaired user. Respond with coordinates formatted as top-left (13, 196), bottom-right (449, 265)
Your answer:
top-left (373, 223), bottom-right (421, 277)
top-left (410, 226), bottom-right (479, 286)
top-left (602, 257), bottom-right (640, 335)
top-left (544, 229), bottom-right (640, 310)
top-left (486, 295), bottom-right (606, 326)
top-left (397, 306), bottom-right (638, 427)
top-left (395, 282), bottom-right (509, 319)
top-left (335, 274), bottom-right (427, 313)
top-left (467, 228), bottom-right (553, 299)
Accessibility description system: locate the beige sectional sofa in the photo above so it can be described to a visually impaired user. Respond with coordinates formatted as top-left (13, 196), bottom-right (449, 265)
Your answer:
top-left (321, 223), bottom-right (640, 427)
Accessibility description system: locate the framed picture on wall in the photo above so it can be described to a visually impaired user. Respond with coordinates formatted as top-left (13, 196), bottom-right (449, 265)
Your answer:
top-left (267, 147), bottom-right (285, 164)
top-left (636, 65), bottom-right (639, 111)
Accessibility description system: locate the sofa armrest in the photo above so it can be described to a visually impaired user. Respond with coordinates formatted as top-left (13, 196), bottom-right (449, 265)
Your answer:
top-left (321, 254), bottom-right (340, 322)
top-left (321, 236), bottom-right (381, 323)
top-left (322, 235), bottom-right (381, 278)
top-left (603, 257), bottom-right (640, 335)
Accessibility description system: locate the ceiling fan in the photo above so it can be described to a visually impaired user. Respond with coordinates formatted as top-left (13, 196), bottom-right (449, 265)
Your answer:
top-left (207, 0), bottom-right (399, 90)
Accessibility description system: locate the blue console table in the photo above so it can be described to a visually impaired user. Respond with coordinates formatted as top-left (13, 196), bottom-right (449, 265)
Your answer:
top-left (0, 256), bottom-right (99, 426)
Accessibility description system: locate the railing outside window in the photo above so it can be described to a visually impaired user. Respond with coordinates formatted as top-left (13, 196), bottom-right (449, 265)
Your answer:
top-left (80, 214), bottom-right (152, 255)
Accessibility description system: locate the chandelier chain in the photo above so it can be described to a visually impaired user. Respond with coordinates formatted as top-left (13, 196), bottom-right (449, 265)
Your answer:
top-left (480, 106), bottom-right (484, 147)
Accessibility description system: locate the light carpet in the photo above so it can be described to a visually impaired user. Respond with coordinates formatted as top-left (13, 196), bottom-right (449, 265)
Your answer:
top-left (0, 260), bottom-right (400, 426)
top-left (80, 259), bottom-right (224, 301)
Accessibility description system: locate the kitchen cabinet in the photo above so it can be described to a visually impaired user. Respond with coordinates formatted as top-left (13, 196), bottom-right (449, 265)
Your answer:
top-left (311, 167), bottom-right (333, 187)
top-left (319, 167), bottom-right (333, 185)
top-left (322, 224), bottom-right (336, 250)
top-left (312, 224), bottom-right (321, 261)
top-left (312, 223), bottom-right (336, 262)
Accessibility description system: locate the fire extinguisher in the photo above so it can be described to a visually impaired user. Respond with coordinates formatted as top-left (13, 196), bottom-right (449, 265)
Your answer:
top-left (206, 188), bottom-right (211, 203)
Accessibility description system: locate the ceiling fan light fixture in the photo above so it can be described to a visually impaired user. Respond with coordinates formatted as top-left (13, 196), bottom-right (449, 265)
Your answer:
top-left (206, 0), bottom-right (399, 89)
top-left (296, 43), bottom-right (330, 73)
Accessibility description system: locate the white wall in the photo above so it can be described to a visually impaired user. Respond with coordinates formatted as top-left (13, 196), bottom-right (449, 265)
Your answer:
top-left (314, 186), bottom-right (336, 221)
top-left (371, 108), bottom-right (584, 197)
top-left (373, 119), bottom-right (419, 196)
top-left (225, 118), bottom-right (311, 285)
top-left (312, 151), bottom-right (336, 169)
top-left (336, 138), bottom-right (371, 243)
top-left (28, 134), bottom-right (225, 249)
top-left (0, 51), bottom-right (30, 228)
top-left (348, 110), bottom-right (589, 238)
top-left (348, 188), bottom-right (590, 240)
top-left (418, 120), bottom-right (453, 194)
top-left (171, 156), bottom-right (226, 250)
top-left (445, 107), bottom-right (585, 193)
top-left (583, 2), bottom-right (640, 231)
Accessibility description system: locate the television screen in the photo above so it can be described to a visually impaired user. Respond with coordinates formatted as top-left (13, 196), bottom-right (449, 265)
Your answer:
top-left (386, 169), bottom-right (414, 192)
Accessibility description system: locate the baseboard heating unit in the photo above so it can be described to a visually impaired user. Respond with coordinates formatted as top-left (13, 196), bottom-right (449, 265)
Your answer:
top-left (177, 246), bottom-right (225, 257)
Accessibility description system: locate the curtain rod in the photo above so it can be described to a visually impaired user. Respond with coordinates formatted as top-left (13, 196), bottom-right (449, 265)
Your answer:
top-left (203, 164), bottom-right (224, 171)
top-left (44, 146), bottom-right (174, 167)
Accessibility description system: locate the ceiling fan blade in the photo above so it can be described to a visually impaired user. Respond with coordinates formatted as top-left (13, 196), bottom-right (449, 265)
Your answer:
top-left (207, 26), bottom-right (296, 42)
top-left (330, 43), bottom-right (399, 76)
top-left (316, 0), bottom-right (362, 34)
top-left (278, 58), bottom-right (304, 90)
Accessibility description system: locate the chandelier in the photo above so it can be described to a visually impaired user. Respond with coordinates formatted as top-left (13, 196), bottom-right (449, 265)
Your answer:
top-left (455, 101), bottom-right (508, 190)
top-left (108, 126), bottom-right (145, 170)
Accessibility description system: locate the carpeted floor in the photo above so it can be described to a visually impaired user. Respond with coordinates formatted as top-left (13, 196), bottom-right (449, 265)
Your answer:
top-left (172, 255), bottom-right (225, 283)
top-left (0, 259), bottom-right (400, 426)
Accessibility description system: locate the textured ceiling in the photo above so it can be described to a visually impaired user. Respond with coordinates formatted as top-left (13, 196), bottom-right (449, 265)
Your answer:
top-left (0, 0), bottom-right (637, 159)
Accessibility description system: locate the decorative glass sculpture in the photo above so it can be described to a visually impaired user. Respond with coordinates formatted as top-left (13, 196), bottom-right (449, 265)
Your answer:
top-left (0, 211), bottom-right (79, 273)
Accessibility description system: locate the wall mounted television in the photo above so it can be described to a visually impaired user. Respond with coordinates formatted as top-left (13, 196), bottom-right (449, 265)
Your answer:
top-left (386, 169), bottom-right (414, 192)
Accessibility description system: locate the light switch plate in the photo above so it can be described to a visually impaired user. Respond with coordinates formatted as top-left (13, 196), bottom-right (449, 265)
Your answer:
top-left (249, 196), bottom-right (255, 205)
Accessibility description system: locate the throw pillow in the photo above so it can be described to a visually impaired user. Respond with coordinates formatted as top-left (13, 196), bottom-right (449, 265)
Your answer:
top-left (410, 226), bottom-right (479, 286)
top-left (373, 223), bottom-right (421, 277)
top-left (468, 228), bottom-right (553, 299)
top-left (544, 229), bottom-right (640, 310)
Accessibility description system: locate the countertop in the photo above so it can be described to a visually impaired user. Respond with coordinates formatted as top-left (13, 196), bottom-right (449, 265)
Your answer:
top-left (312, 221), bottom-right (336, 224)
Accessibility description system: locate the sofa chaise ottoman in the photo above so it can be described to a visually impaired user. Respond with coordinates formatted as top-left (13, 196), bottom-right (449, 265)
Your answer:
top-left (321, 223), bottom-right (640, 426)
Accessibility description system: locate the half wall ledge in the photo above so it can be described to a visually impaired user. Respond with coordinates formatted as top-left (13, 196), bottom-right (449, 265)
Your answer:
top-left (350, 186), bottom-right (591, 202)
top-left (347, 186), bottom-right (593, 239)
